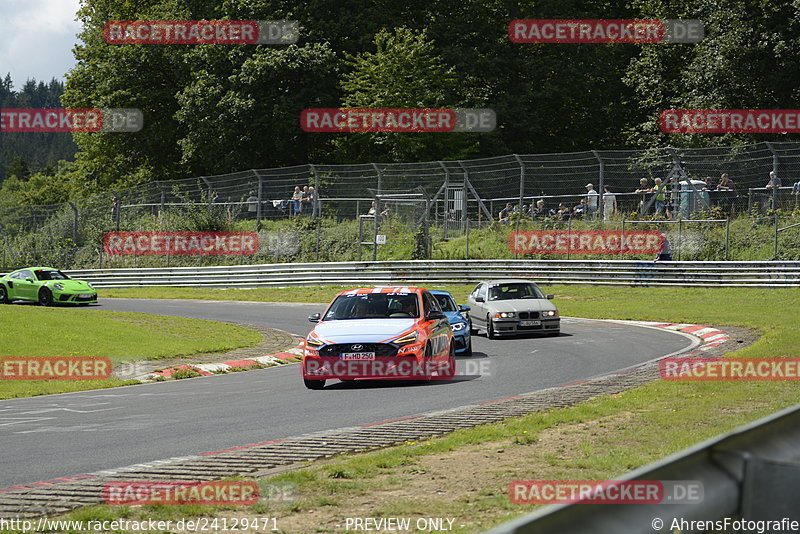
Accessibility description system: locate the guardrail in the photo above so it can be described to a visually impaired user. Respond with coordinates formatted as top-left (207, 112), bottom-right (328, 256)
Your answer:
top-left (486, 402), bottom-right (800, 534)
top-left (51, 259), bottom-right (800, 288)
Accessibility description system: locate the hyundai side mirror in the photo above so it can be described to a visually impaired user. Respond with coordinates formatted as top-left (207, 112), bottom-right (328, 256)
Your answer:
top-left (308, 313), bottom-right (321, 323)
top-left (458, 305), bottom-right (471, 312)
top-left (546, 294), bottom-right (554, 300)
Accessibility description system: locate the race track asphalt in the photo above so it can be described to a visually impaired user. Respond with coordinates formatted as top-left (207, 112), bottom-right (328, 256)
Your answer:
top-left (0, 298), bottom-right (693, 488)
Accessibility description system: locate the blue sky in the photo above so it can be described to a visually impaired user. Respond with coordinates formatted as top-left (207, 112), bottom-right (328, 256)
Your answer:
top-left (0, 0), bottom-right (82, 87)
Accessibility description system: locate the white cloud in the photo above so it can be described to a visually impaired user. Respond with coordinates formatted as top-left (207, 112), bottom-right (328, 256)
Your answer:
top-left (0, 0), bottom-right (82, 87)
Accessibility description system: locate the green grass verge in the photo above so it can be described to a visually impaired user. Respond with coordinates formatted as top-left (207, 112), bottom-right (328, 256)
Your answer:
top-left (0, 306), bottom-right (261, 399)
top-left (31, 285), bottom-right (799, 533)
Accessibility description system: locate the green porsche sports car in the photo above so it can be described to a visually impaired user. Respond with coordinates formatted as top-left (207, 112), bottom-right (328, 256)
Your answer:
top-left (0, 267), bottom-right (97, 306)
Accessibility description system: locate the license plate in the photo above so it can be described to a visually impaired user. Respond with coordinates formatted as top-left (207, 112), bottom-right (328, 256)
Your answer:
top-left (340, 352), bottom-right (376, 360)
top-left (519, 320), bottom-right (541, 326)
top-left (79, 294), bottom-right (93, 298)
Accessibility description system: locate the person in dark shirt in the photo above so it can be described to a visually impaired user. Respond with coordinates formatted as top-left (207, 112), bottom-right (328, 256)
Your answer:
top-left (498, 203), bottom-right (514, 223)
top-left (716, 173), bottom-right (736, 214)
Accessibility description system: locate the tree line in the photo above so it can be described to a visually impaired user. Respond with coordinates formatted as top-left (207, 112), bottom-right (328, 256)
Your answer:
top-left (0, 75), bottom-right (77, 192)
top-left (6, 0), bottom-right (800, 204)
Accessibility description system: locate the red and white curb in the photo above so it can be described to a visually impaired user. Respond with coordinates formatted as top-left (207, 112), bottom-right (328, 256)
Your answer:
top-left (135, 339), bottom-right (305, 381)
top-left (629, 321), bottom-right (731, 352)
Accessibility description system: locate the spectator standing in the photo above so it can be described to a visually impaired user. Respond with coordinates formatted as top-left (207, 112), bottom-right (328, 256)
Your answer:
top-left (585, 183), bottom-right (599, 218)
top-left (652, 178), bottom-right (668, 215)
top-left (765, 171), bottom-right (782, 209)
top-left (307, 186), bottom-right (317, 216)
top-left (245, 191), bottom-right (258, 219)
top-left (716, 173), bottom-right (736, 214)
top-left (367, 201), bottom-right (377, 216)
top-left (291, 186), bottom-right (303, 216)
top-left (635, 178), bottom-right (652, 213)
top-left (300, 185), bottom-right (310, 214)
top-left (602, 186), bottom-right (616, 221)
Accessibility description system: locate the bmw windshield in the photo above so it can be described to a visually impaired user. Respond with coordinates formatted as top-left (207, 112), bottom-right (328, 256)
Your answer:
top-left (489, 283), bottom-right (545, 301)
top-left (323, 293), bottom-right (419, 320)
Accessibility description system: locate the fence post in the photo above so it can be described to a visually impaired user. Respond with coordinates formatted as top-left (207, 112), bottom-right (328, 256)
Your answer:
top-left (566, 217), bottom-right (572, 260)
top-left (438, 161), bottom-right (450, 239)
top-left (724, 217), bottom-right (730, 261)
top-left (310, 164), bottom-right (320, 218)
top-left (253, 170), bottom-right (263, 227)
top-left (201, 176), bottom-right (213, 212)
top-left (68, 202), bottom-right (79, 246)
top-left (677, 218), bottom-right (683, 261)
top-left (774, 213), bottom-right (779, 259)
top-left (465, 214), bottom-right (470, 259)
top-left (592, 150), bottom-right (604, 221)
top-left (316, 220), bottom-right (321, 262)
top-left (512, 154), bottom-right (525, 256)
top-left (114, 193), bottom-right (121, 231)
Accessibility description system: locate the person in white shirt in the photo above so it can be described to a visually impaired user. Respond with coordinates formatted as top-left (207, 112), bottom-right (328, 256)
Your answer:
top-left (585, 183), bottom-right (599, 219)
top-left (602, 186), bottom-right (616, 221)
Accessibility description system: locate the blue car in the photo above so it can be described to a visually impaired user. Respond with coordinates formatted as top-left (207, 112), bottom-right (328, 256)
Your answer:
top-left (431, 290), bottom-right (472, 356)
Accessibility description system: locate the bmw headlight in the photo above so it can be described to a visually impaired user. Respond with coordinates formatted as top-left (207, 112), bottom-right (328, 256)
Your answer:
top-left (451, 322), bottom-right (467, 332)
top-left (542, 310), bottom-right (559, 317)
top-left (494, 312), bottom-right (516, 319)
top-left (392, 331), bottom-right (419, 345)
top-left (53, 283), bottom-right (64, 291)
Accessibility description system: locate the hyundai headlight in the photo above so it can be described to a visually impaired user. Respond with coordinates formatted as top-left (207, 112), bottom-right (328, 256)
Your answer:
top-left (392, 331), bottom-right (419, 345)
top-left (451, 322), bottom-right (466, 332)
top-left (306, 334), bottom-right (325, 347)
